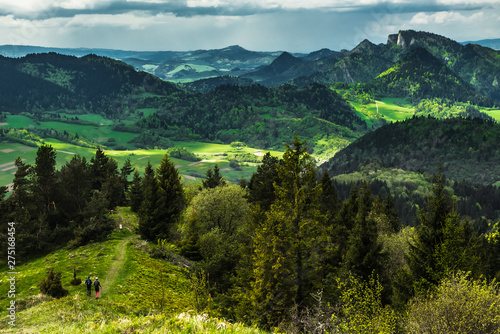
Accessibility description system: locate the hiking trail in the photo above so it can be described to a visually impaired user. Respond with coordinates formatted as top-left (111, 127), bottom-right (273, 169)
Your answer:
top-left (101, 209), bottom-right (138, 297)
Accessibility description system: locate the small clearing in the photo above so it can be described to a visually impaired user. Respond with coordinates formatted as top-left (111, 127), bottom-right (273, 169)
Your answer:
top-left (183, 175), bottom-right (196, 180)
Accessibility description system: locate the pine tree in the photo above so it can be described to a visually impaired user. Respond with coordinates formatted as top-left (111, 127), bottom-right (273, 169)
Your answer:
top-left (90, 147), bottom-right (110, 191)
top-left (154, 153), bottom-right (185, 240)
top-left (129, 171), bottom-right (143, 213)
top-left (31, 144), bottom-right (58, 212)
top-left (250, 135), bottom-right (325, 328)
top-left (119, 158), bottom-right (134, 204)
top-left (403, 166), bottom-right (483, 300)
top-left (319, 170), bottom-right (340, 222)
top-left (202, 164), bottom-right (226, 189)
top-left (138, 162), bottom-right (159, 241)
top-left (341, 182), bottom-right (384, 281)
top-left (247, 152), bottom-right (280, 211)
top-left (59, 155), bottom-right (92, 218)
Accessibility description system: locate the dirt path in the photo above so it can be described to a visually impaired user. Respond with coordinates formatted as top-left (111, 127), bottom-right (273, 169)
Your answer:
top-left (102, 238), bottom-right (129, 297)
top-left (101, 209), bottom-right (138, 297)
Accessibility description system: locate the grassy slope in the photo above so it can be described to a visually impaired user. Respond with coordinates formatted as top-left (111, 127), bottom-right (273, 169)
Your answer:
top-left (350, 98), bottom-right (415, 126)
top-left (0, 207), bottom-right (266, 333)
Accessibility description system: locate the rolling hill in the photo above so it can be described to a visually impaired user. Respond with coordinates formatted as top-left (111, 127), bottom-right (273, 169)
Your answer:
top-left (324, 116), bottom-right (500, 185)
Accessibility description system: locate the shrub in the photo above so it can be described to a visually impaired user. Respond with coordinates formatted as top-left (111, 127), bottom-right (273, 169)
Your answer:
top-left (39, 268), bottom-right (69, 299)
top-left (70, 268), bottom-right (82, 286)
top-left (406, 271), bottom-right (500, 333)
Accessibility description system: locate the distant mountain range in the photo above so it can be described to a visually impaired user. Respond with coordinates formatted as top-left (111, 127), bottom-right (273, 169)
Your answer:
top-left (460, 38), bottom-right (500, 50)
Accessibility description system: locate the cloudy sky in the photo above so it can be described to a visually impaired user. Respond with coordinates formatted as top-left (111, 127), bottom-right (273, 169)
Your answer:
top-left (0, 0), bottom-right (498, 52)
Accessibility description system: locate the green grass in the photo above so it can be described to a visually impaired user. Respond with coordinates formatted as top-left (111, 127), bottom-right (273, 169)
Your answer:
top-left (481, 107), bottom-right (500, 121)
top-left (373, 98), bottom-right (415, 122)
top-left (1, 115), bottom-right (137, 149)
top-left (349, 98), bottom-right (414, 126)
top-left (0, 137), bottom-right (283, 190)
top-left (0, 208), bottom-right (267, 333)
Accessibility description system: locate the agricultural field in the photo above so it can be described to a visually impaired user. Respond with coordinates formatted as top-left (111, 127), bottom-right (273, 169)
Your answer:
top-left (0, 137), bottom-right (283, 191)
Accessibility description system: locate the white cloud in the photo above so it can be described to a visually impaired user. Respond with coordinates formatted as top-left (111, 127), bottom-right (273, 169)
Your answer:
top-left (410, 10), bottom-right (484, 25)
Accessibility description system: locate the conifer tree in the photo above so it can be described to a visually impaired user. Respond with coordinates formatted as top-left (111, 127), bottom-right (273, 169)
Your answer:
top-left (59, 155), bottom-right (92, 217)
top-left (90, 147), bottom-right (110, 191)
top-left (202, 164), bottom-right (226, 189)
top-left (129, 171), bottom-right (143, 212)
top-left (341, 182), bottom-right (384, 281)
top-left (403, 166), bottom-right (483, 300)
top-left (138, 162), bottom-right (159, 241)
top-left (31, 144), bottom-right (58, 212)
top-left (247, 152), bottom-right (280, 211)
top-left (154, 153), bottom-right (185, 240)
top-left (318, 170), bottom-right (340, 222)
top-left (250, 135), bottom-right (325, 328)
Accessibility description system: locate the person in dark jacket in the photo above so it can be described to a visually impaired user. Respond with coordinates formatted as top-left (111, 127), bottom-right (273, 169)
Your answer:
top-left (94, 277), bottom-right (102, 299)
top-left (85, 276), bottom-right (92, 297)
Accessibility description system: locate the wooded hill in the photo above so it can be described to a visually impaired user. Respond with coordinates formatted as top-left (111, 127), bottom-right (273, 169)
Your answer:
top-left (325, 116), bottom-right (500, 185)
top-left (0, 52), bottom-right (179, 116)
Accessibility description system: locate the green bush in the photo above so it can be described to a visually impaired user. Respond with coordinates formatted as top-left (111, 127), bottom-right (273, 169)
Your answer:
top-left (39, 268), bottom-right (69, 299)
top-left (406, 271), bottom-right (500, 333)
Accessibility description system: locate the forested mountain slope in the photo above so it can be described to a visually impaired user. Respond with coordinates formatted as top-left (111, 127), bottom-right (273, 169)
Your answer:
top-left (135, 83), bottom-right (366, 149)
top-left (0, 53), bottom-right (179, 116)
top-left (367, 48), bottom-right (492, 106)
top-left (325, 116), bottom-right (500, 185)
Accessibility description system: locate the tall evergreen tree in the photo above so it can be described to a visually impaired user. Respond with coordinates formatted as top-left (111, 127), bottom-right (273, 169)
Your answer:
top-left (138, 162), bottom-right (159, 241)
top-left (90, 147), bottom-right (110, 191)
top-left (341, 182), bottom-right (384, 281)
top-left (31, 144), bottom-right (58, 212)
top-left (250, 135), bottom-right (326, 328)
top-left (318, 170), bottom-right (340, 223)
top-left (401, 166), bottom-right (483, 302)
top-left (154, 153), bottom-right (185, 240)
top-left (59, 155), bottom-right (92, 218)
top-left (247, 152), bottom-right (280, 211)
top-left (128, 171), bottom-right (143, 213)
top-left (119, 158), bottom-right (134, 205)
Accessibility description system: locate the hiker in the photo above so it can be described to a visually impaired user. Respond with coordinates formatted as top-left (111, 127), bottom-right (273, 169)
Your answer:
top-left (94, 277), bottom-right (102, 299)
top-left (85, 276), bottom-right (92, 297)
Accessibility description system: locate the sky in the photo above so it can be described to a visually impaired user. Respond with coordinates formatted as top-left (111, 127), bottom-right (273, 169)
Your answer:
top-left (0, 0), bottom-right (498, 53)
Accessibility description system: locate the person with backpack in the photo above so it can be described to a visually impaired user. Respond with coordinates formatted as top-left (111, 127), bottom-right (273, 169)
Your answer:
top-left (94, 277), bottom-right (102, 299)
top-left (85, 276), bottom-right (92, 297)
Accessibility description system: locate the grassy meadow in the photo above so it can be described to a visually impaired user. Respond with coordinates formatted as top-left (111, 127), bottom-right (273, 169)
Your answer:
top-left (0, 113), bottom-right (284, 190)
top-left (351, 98), bottom-right (415, 127)
top-left (0, 207), bottom-right (266, 333)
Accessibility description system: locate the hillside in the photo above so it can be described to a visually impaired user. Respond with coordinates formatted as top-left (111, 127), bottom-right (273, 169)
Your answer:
top-left (0, 52), bottom-right (369, 157)
top-left (367, 48), bottom-right (491, 106)
top-left (134, 83), bottom-right (366, 151)
top-left (0, 53), bottom-right (179, 116)
top-left (0, 207), bottom-right (263, 333)
top-left (324, 116), bottom-right (500, 185)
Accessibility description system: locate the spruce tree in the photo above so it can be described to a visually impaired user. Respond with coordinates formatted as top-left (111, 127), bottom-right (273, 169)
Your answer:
top-left (247, 152), bottom-right (280, 211)
top-left (31, 144), bottom-right (58, 212)
top-left (403, 166), bottom-right (483, 300)
top-left (250, 135), bottom-right (325, 327)
top-left (318, 170), bottom-right (340, 222)
top-left (202, 164), bottom-right (226, 189)
top-left (154, 153), bottom-right (185, 240)
top-left (138, 162), bottom-right (159, 241)
top-left (129, 171), bottom-right (143, 213)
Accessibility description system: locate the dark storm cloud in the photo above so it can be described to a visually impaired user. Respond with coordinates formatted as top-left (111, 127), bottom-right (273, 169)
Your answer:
top-left (0, 0), bottom-right (489, 21)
